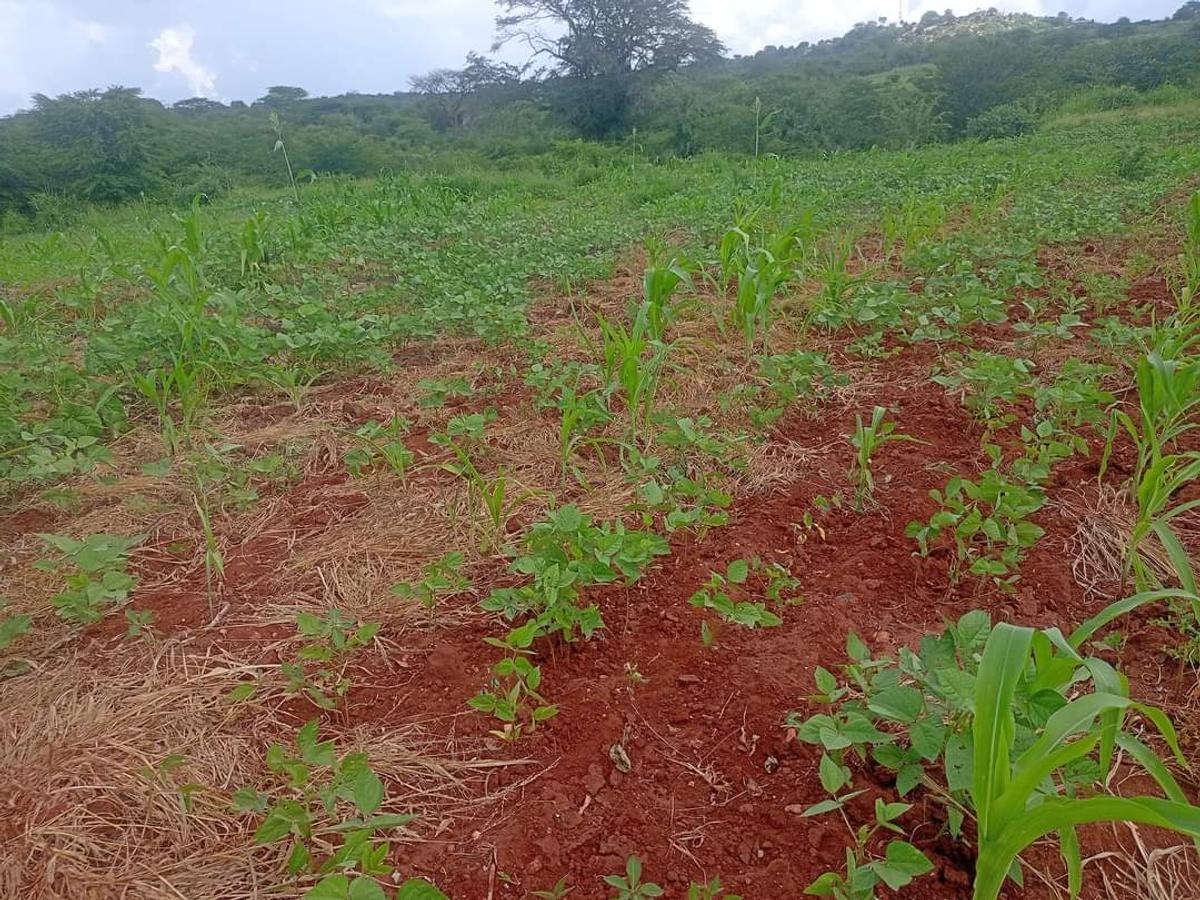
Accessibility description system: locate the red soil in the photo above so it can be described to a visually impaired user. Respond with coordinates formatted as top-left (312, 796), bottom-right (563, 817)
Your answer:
top-left (338, 336), bottom-right (1195, 898)
top-left (15, 248), bottom-right (1199, 899)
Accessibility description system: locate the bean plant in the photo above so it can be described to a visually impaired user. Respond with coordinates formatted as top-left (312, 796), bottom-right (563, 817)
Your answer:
top-left (791, 598), bottom-right (1200, 900)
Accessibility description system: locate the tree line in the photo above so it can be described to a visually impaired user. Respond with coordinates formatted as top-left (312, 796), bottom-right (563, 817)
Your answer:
top-left (1, 2), bottom-right (1199, 227)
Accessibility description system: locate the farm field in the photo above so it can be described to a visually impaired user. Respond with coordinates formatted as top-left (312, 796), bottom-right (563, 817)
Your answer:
top-left (3, 105), bottom-right (1200, 899)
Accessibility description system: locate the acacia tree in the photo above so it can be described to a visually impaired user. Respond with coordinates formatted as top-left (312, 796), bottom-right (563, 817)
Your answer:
top-left (493, 0), bottom-right (724, 136)
top-left (409, 53), bottom-right (523, 131)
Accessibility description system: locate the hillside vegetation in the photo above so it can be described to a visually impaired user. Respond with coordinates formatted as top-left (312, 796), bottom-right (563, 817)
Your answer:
top-left (1, 6), bottom-right (1199, 227)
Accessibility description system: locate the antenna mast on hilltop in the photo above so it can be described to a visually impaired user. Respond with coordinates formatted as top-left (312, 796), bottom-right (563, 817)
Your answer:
top-left (898, 0), bottom-right (904, 23)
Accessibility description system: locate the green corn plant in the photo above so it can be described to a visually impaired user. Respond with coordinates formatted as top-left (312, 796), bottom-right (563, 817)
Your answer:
top-left (1179, 191), bottom-right (1200, 314)
top-left (253, 363), bottom-right (323, 413)
top-left (752, 96), bottom-right (779, 159)
top-left (131, 356), bottom-right (211, 454)
top-left (971, 621), bottom-right (1200, 900)
top-left (731, 248), bottom-right (791, 354)
top-left (715, 223), bottom-right (752, 295)
top-left (438, 440), bottom-right (532, 551)
top-left (556, 384), bottom-right (614, 482)
top-left (637, 255), bottom-right (694, 343)
top-left (794, 593), bottom-right (1200, 900)
top-left (810, 231), bottom-right (863, 303)
top-left (238, 210), bottom-right (270, 281)
top-left (193, 494), bottom-right (224, 618)
top-left (1101, 351), bottom-right (1200, 609)
top-left (596, 311), bottom-right (671, 445)
top-left (848, 407), bottom-right (918, 510)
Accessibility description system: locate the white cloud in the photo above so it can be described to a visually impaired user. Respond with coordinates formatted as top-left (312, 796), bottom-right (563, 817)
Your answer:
top-left (150, 24), bottom-right (217, 97)
top-left (72, 19), bottom-right (114, 44)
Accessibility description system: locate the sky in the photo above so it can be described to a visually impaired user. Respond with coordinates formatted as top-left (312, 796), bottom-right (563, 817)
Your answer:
top-left (0, 0), bottom-right (1186, 116)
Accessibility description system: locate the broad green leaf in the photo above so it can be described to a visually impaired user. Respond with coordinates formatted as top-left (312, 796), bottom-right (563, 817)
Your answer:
top-left (305, 876), bottom-right (350, 900)
top-left (868, 685), bottom-right (924, 724)
top-left (353, 769), bottom-right (385, 817)
top-left (726, 559), bottom-right (749, 584)
top-left (818, 753), bottom-right (850, 795)
top-left (802, 797), bottom-right (847, 817)
top-left (909, 719), bottom-right (946, 761)
top-left (944, 733), bottom-right (972, 793)
top-left (348, 877), bottom-right (388, 900)
top-left (803, 871), bottom-right (842, 896)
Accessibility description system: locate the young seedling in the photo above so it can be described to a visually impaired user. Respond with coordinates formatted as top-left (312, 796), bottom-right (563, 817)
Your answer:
top-left (235, 720), bottom-right (445, 898)
top-left (688, 877), bottom-right (740, 900)
top-left (282, 609), bottom-right (380, 710)
top-left (0, 600), bottom-right (31, 651)
top-left (391, 552), bottom-right (469, 609)
top-left (36, 532), bottom-right (144, 624)
top-left (603, 856), bottom-right (663, 899)
top-left (469, 634), bottom-right (558, 742)
top-left (802, 792), bottom-right (933, 898)
top-left (125, 608), bottom-right (155, 640)
top-left (193, 494), bottom-right (225, 617)
top-left (848, 406), bottom-right (918, 510)
top-left (689, 558), bottom-right (787, 629)
top-left (344, 416), bottom-right (414, 481)
top-left (532, 877), bottom-right (575, 899)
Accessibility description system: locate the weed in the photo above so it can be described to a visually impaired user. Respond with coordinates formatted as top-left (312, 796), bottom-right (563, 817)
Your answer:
top-left (391, 552), bottom-right (469, 608)
top-left (532, 877), bottom-right (575, 899)
top-left (282, 609), bottom-right (380, 709)
top-left (418, 376), bottom-right (473, 408)
top-left (687, 877), bottom-right (740, 900)
top-left (124, 608), bottom-right (155, 640)
top-left (0, 600), bottom-right (31, 651)
top-left (345, 416), bottom-right (414, 480)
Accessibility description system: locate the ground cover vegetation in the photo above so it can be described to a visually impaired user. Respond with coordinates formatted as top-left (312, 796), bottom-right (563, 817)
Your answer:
top-left (4, 6), bottom-right (1200, 900)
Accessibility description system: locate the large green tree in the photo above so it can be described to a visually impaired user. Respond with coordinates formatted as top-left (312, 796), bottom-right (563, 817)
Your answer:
top-left (493, 0), bottom-right (724, 136)
top-left (28, 87), bottom-right (161, 204)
